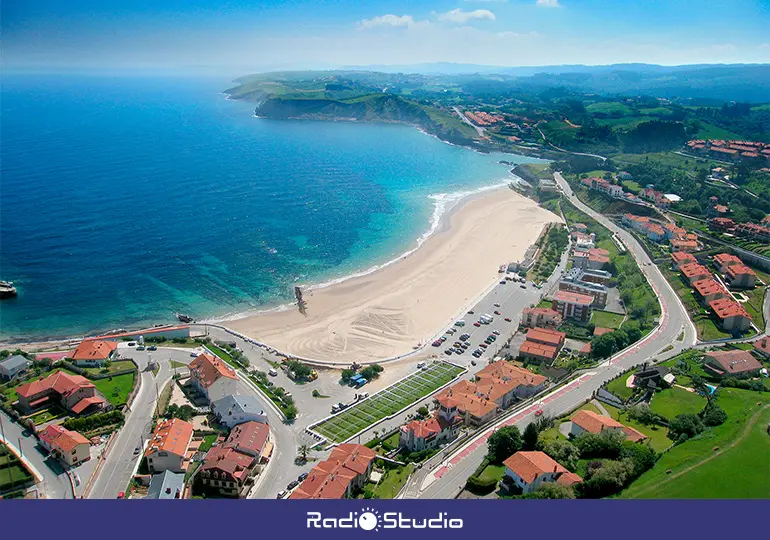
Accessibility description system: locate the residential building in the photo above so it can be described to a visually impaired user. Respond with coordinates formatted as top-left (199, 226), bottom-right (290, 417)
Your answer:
top-left (552, 290), bottom-right (594, 322)
top-left (670, 251), bottom-right (697, 271)
top-left (633, 365), bottom-right (675, 390)
top-left (0, 355), bottom-right (31, 382)
top-left (606, 184), bottom-right (624, 198)
top-left (196, 420), bottom-right (271, 498)
top-left (147, 470), bottom-right (185, 499)
top-left (692, 279), bottom-right (729, 305)
top-left (572, 248), bottom-right (610, 271)
top-left (618, 171), bottom-right (632, 180)
top-left (622, 214), bottom-right (650, 231)
top-left (708, 217), bottom-right (736, 232)
top-left (290, 444), bottom-right (376, 499)
top-left (572, 223), bottom-right (588, 233)
top-left (211, 394), bottom-right (268, 429)
top-left (713, 253), bottom-right (743, 273)
top-left (71, 340), bottom-right (118, 367)
top-left (642, 223), bottom-right (666, 242)
top-left (15, 371), bottom-right (107, 415)
top-left (435, 363), bottom-right (547, 426)
top-left (734, 222), bottom-right (770, 243)
top-left (188, 352), bottom-right (239, 403)
top-left (724, 264), bottom-right (757, 289)
top-left (519, 328), bottom-right (566, 364)
top-left (570, 410), bottom-right (647, 443)
top-left (708, 298), bottom-right (752, 333)
top-left (752, 338), bottom-right (770, 362)
top-left (679, 263), bottom-right (711, 286)
top-left (670, 239), bottom-right (699, 252)
top-left (38, 424), bottom-right (91, 466)
top-left (578, 268), bottom-right (613, 286)
top-left (559, 268), bottom-right (608, 307)
top-left (521, 307), bottom-right (563, 329)
top-left (399, 399), bottom-right (462, 452)
top-left (703, 350), bottom-right (763, 379)
top-left (145, 418), bottom-right (195, 474)
top-left (502, 451), bottom-right (582, 494)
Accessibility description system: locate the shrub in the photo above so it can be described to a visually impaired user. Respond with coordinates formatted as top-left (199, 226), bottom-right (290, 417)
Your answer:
top-left (668, 413), bottom-right (704, 440)
top-left (465, 475), bottom-right (498, 495)
top-left (63, 410), bottom-right (124, 432)
top-left (360, 364), bottom-right (384, 382)
top-left (542, 439), bottom-right (580, 471)
top-left (701, 402), bottom-right (728, 427)
top-left (573, 430), bottom-right (624, 459)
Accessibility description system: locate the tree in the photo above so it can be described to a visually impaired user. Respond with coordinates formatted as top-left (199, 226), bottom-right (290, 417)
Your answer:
top-left (523, 422), bottom-right (539, 450)
top-left (577, 458), bottom-right (635, 498)
top-left (701, 402), bottom-right (727, 427)
top-left (487, 426), bottom-right (522, 464)
top-left (415, 406), bottom-right (430, 420)
top-left (298, 444), bottom-right (310, 462)
top-left (542, 439), bottom-right (580, 471)
top-left (668, 413), bottom-right (704, 440)
top-left (287, 360), bottom-right (312, 381)
top-left (619, 442), bottom-right (657, 478)
top-left (573, 430), bottom-right (624, 459)
top-left (528, 483), bottom-right (576, 499)
top-left (340, 369), bottom-right (356, 384)
top-left (360, 364), bottom-right (384, 382)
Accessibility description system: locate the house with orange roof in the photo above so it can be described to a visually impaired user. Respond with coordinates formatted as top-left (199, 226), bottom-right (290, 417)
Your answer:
top-left (552, 290), bottom-right (594, 322)
top-left (38, 424), bottom-right (91, 466)
top-left (195, 420), bottom-right (271, 497)
top-left (642, 223), bottom-right (666, 242)
top-left (15, 371), bottom-right (107, 415)
top-left (735, 222), bottom-right (770, 243)
top-left (708, 217), bottom-right (736, 232)
top-left (724, 264), bottom-right (757, 289)
top-left (289, 444), bottom-right (376, 499)
top-left (692, 279), bottom-right (728, 305)
top-left (71, 339), bottom-right (118, 367)
top-left (670, 251), bottom-right (697, 271)
top-left (570, 410), bottom-right (647, 443)
top-left (146, 418), bottom-right (195, 474)
top-left (713, 253), bottom-right (743, 273)
top-left (502, 451), bottom-right (582, 494)
top-left (519, 328), bottom-right (566, 364)
top-left (189, 352), bottom-right (239, 403)
top-left (670, 239), bottom-right (699, 253)
top-left (708, 298), bottom-right (752, 333)
top-left (435, 363), bottom-right (546, 426)
top-left (399, 399), bottom-right (462, 452)
top-left (521, 307), bottom-right (563, 329)
top-left (679, 263), bottom-right (711, 286)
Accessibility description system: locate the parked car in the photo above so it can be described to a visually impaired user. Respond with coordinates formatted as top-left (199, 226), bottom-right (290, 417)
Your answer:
top-left (520, 285), bottom-right (526, 289)
top-left (479, 343), bottom-right (488, 349)
top-left (136, 346), bottom-right (146, 351)
top-left (492, 331), bottom-right (500, 336)
top-left (494, 310), bottom-right (502, 315)
top-left (499, 280), bottom-right (506, 285)
top-left (133, 446), bottom-right (141, 455)
top-left (277, 490), bottom-right (288, 499)
top-left (470, 360), bottom-right (477, 366)
top-left (298, 472), bottom-right (309, 482)
top-left (473, 322), bottom-right (482, 327)
top-left (445, 349), bottom-right (453, 355)
top-left (467, 310), bottom-right (475, 314)
top-left (128, 342), bottom-right (136, 347)
top-left (504, 317), bottom-right (512, 322)
top-left (432, 341), bottom-right (441, 347)
top-left (269, 368), bottom-right (278, 376)
top-left (147, 346), bottom-right (157, 351)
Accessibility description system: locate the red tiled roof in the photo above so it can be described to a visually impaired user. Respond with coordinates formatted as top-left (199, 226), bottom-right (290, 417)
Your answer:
top-left (671, 252), bottom-right (696, 265)
top-left (70, 395), bottom-right (106, 415)
top-left (726, 264), bottom-right (756, 279)
top-left (704, 350), bottom-right (762, 374)
top-left (571, 410), bottom-right (623, 434)
top-left (708, 298), bottom-right (750, 320)
top-left (503, 451), bottom-right (582, 485)
top-left (714, 253), bottom-right (742, 268)
top-left (622, 426), bottom-right (648, 443)
top-left (223, 421), bottom-right (269, 456)
top-left (72, 340), bottom-right (117, 361)
top-left (679, 263), bottom-right (710, 279)
top-left (146, 418), bottom-right (194, 458)
top-left (525, 328), bottom-right (566, 346)
top-left (553, 290), bottom-right (594, 306)
top-left (519, 341), bottom-right (558, 361)
top-left (16, 371), bottom-right (94, 400)
top-left (692, 279), bottom-right (727, 298)
top-left (189, 352), bottom-right (238, 389)
top-left (290, 444), bottom-right (376, 499)
top-left (39, 424), bottom-right (89, 454)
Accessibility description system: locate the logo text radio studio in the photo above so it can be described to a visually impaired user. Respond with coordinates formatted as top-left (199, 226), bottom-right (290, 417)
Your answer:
top-left (307, 508), bottom-right (463, 531)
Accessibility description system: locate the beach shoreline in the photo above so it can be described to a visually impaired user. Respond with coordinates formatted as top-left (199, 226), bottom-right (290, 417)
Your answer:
top-left (225, 185), bottom-right (561, 364)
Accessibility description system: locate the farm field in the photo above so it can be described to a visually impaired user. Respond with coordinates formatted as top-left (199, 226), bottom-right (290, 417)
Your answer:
top-left (620, 388), bottom-right (770, 498)
top-left (311, 361), bottom-right (465, 443)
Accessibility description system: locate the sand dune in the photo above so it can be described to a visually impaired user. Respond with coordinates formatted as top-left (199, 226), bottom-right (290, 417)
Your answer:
top-left (228, 187), bottom-right (561, 364)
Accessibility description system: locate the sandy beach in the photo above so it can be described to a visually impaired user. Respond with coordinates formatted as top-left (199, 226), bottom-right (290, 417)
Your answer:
top-left (228, 186), bottom-right (561, 364)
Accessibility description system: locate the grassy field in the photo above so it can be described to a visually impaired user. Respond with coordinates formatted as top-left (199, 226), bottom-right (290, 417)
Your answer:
top-left (79, 360), bottom-right (137, 377)
top-left (478, 463), bottom-right (507, 484)
top-left (311, 362), bottom-right (464, 443)
top-left (620, 388), bottom-right (770, 498)
top-left (604, 374), bottom-right (635, 401)
top-left (591, 310), bottom-right (624, 329)
top-left (649, 386), bottom-right (706, 420)
top-left (92, 372), bottom-right (136, 407)
top-left (602, 403), bottom-right (673, 453)
top-left (365, 463), bottom-right (415, 499)
top-left (586, 102), bottom-right (634, 116)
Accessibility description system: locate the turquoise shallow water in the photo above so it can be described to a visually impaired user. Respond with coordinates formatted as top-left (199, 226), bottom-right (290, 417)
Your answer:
top-left (0, 74), bottom-right (545, 341)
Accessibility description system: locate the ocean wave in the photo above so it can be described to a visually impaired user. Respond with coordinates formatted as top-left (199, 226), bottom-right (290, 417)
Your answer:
top-left (206, 176), bottom-right (519, 325)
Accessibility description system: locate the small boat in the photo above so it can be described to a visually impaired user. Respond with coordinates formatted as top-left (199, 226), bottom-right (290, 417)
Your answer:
top-left (0, 280), bottom-right (17, 299)
top-left (176, 313), bottom-right (195, 323)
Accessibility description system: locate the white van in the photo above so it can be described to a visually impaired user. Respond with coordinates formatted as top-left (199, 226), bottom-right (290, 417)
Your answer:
top-left (416, 362), bottom-right (426, 369)
top-left (268, 368), bottom-right (278, 377)
top-left (454, 320), bottom-right (466, 327)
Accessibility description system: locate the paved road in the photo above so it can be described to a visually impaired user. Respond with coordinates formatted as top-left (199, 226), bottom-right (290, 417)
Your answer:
top-left (0, 409), bottom-right (72, 499)
top-left (407, 172), bottom-right (697, 499)
top-left (87, 346), bottom-right (194, 499)
top-left (452, 106), bottom-right (486, 137)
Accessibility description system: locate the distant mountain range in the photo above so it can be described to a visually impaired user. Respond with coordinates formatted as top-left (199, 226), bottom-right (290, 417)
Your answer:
top-left (341, 63), bottom-right (770, 102)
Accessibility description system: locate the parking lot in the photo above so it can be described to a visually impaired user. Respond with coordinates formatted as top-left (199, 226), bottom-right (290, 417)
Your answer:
top-left (309, 361), bottom-right (465, 443)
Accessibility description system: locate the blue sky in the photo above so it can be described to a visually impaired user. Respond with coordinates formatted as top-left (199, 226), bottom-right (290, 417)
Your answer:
top-left (3, 0), bottom-right (769, 72)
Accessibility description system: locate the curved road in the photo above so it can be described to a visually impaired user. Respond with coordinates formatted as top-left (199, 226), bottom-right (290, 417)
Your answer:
top-left (408, 172), bottom-right (697, 499)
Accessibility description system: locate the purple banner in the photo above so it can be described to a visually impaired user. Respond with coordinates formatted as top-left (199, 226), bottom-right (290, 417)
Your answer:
top-left (0, 500), bottom-right (763, 539)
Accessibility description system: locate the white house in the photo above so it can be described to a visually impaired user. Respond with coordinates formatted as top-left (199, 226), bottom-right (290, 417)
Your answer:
top-left (145, 418), bottom-right (194, 474)
top-left (503, 451), bottom-right (582, 494)
top-left (188, 352), bottom-right (238, 403)
top-left (399, 399), bottom-right (462, 452)
top-left (211, 394), bottom-right (268, 429)
top-left (71, 340), bottom-right (118, 367)
top-left (0, 355), bottom-right (31, 382)
top-left (38, 424), bottom-right (91, 467)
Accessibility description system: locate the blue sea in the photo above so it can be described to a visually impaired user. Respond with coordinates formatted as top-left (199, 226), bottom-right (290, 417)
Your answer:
top-left (0, 74), bottom-right (545, 341)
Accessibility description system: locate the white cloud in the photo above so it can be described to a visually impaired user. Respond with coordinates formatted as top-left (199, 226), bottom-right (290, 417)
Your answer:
top-left (437, 9), bottom-right (496, 24)
top-left (536, 0), bottom-right (561, 7)
top-left (358, 14), bottom-right (419, 30)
